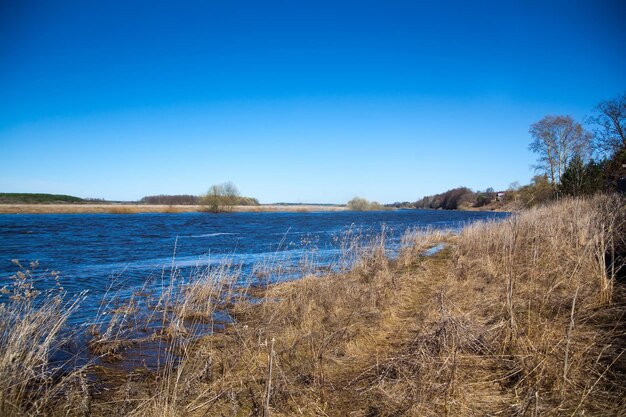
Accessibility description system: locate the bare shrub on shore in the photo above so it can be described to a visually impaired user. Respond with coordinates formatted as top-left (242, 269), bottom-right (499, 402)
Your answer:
top-left (201, 182), bottom-right (241, 213)
top-left (347, 196), bottom-right (386, 211)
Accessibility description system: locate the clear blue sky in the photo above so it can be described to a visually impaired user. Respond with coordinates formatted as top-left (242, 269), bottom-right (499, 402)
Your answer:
top-left (1, 0), bottom-right (625, 203)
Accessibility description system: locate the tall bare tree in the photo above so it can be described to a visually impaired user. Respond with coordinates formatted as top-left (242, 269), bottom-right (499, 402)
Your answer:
top-left (588, 92), bottom-right (626, 156)
top-left (528, 115), bottom-right (592, 187)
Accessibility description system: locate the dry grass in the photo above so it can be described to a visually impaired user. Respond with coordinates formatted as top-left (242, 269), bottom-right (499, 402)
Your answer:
top-left (0, 204), bottom-right (200, 214)
top-left (0, 262), bottom-right (91, 416)
top-left (96, 196), bottom-right (625, 416)
top-left (3, 196), bottom-right (625, 416)
top-left (0, 204), bottom-right (347, 214)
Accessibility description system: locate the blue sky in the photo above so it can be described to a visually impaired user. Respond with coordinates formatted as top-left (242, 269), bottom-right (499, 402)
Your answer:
top-left (1, 1), bottom-right (625, 203)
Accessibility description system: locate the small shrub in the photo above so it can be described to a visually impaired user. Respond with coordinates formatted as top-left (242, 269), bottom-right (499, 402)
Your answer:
top-left (347, 197), bottom-right (386, 211)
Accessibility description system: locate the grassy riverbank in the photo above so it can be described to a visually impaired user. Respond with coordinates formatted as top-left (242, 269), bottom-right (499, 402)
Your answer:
top-left (1, 196), bottom-right (625, 416)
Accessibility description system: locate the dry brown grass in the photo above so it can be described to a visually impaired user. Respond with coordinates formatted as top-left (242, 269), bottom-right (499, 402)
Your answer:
top-left (0, 262), bottom-right (91, 416)
top-left (3, 196), bottom-right (625, 416)
top-left (232, 205), bottom-right (347, 213)
top-left (0, 204), bottom-right (347, 214)
top-left (0, 204), bottom-right (197, 214)
top-left (93, 196), bottom-right (626, 417)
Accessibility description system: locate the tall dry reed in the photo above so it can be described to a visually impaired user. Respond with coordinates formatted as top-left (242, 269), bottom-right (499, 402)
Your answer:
top-left (0, 262), bottom-right (90, 416)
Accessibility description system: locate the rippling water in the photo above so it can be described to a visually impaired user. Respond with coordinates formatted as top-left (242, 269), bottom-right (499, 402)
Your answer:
top-left (0, 209), bottom-right (508, 326)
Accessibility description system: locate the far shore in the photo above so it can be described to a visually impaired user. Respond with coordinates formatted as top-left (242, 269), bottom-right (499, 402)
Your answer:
top-left (0, 203), bottom-right (348, 214)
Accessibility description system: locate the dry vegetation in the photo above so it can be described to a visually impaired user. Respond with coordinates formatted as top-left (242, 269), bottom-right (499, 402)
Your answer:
top-left (0, 204), bottom-right (346, 214)
top-left (1, 196), bottom-right (625, 416)
top-left (0, 263), bottom-right (90, 416)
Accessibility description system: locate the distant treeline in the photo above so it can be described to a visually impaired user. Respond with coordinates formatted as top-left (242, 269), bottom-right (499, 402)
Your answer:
top-left (140, 194), bottom-right (260, 206)
top-left (139, 194), bottom-right (200, 205)
top-left (414, 187), bottom-right (497, 210)
top-left (0, 193), bottom-right (84, 204)
top-left (395, 93), bottom-right (626, 211)
top-left (385, 187), bottom-right (497, 210)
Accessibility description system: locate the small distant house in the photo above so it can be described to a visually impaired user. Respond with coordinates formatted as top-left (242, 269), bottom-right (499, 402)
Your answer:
top-left (495, 191), bottom-right (506, 201)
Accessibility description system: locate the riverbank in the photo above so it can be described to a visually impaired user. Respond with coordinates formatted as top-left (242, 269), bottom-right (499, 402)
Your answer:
top-left (95, 196), bottom-right (626, 416)
top-left (0, 203), bottom-right (347, 214)
top-left (1, 196), bottom-right (624, 416)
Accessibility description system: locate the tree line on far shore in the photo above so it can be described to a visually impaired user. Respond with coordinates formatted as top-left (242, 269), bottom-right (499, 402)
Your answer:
top-left (384, 187), bottom-right (499, 210)
top-left (399, 92), bottom-right (626, 210)
top-left (5, 93), bottom-right (622, 213)
top-left (140, 182), bottom-right (259, 212)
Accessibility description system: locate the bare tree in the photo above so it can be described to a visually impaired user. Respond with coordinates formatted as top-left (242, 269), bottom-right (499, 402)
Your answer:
top-left (201, 182), bottom-right (240, 213)
top-left (588, 92), bottom-right (626, 156)
top-left (346, 197), bottom-right (383, 211)
top-left (528, 115), bottom-right (592, 187)
top-left (221, 181), bottom-right (240, 210)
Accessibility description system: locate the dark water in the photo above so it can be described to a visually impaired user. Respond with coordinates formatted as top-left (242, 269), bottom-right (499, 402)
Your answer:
top-left (0, 209), bottom-right (508, 327)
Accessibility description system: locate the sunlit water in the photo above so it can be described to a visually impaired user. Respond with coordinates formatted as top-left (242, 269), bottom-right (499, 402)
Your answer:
top-left (0, 209), bottom-right (508, 328)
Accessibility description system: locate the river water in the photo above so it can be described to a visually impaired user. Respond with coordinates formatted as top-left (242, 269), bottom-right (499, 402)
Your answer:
top-left (0, 209), bottom-right (508, 327)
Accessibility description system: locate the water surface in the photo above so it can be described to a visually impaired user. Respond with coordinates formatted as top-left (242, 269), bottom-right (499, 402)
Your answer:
top-left (0, 209), bottom-right (508, 326)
